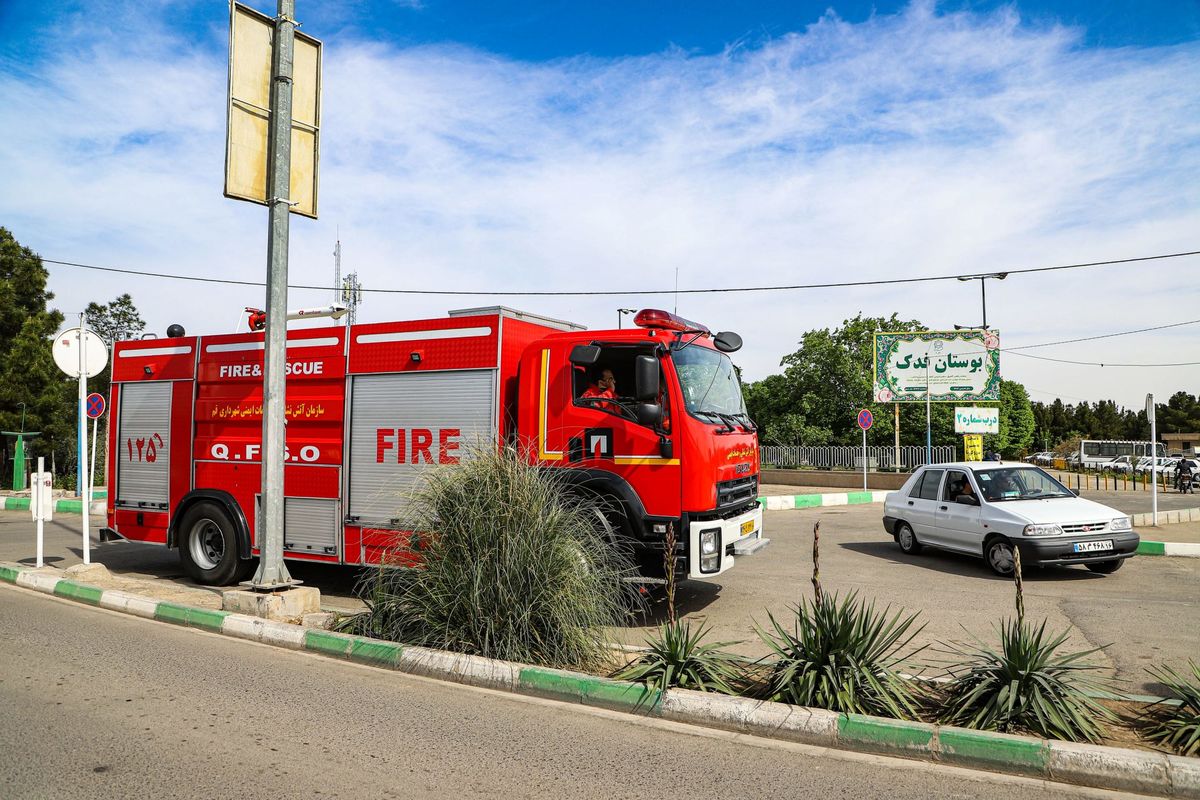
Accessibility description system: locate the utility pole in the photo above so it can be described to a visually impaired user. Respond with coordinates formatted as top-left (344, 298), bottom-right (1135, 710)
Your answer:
top-left (250, 0), bottom-right (298, 590)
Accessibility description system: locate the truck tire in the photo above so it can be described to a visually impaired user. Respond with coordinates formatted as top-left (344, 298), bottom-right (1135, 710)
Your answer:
top-left (178, 501), bottom-right (245, 586)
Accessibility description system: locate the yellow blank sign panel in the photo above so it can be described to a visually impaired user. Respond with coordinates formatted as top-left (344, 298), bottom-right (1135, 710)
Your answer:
top-left (225, 2), bottom-right (321, 218)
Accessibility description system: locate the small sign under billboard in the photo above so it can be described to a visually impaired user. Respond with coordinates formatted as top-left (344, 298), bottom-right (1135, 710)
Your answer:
top-left (873, 330), bottom-right (1000, 403)
top-left (963, 434), bottom-right (984, 462)
top-left (954, 406), bottom-right (999, 434)
top-left (225, 2), bottom-right (322, 218)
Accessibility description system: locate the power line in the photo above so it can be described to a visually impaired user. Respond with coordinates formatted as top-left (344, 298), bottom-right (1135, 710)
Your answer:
top-left (39, 248), bottom-right (1200, 297)
top-left (1006, 350), bottom-right (1200, 368)
top-left (1007, 319), bottom-right (1200, 351)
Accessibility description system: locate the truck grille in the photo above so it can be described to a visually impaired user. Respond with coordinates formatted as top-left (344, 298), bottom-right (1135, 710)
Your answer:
top-left (717, 475), bottom-right (759, 510)
top-left (1061, 522), bottom-right (1110, 535)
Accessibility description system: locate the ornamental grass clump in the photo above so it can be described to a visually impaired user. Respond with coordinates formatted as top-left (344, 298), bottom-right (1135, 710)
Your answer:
top-left (346, 445), bottom-right (637, 671)
top-left (755, 591), bottom-right (926, 718)
top-left (937, 547), bottom-right (1115, 743)
top-left (616, 619), bottom-right (744, 694)
top-left (1139, 661), bottom-right (1200, 756)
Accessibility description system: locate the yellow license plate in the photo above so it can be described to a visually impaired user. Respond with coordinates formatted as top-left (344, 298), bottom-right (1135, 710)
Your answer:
top-left (740, 520), bottom-right (755, 536)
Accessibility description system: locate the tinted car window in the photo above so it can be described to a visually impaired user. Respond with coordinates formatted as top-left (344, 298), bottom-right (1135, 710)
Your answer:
top-left (917, 469), bottom-right (944, 500)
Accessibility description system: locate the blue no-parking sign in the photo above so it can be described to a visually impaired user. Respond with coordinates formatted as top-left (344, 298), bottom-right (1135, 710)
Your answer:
top-left (86, 392), bottom-right (106, 419)
top-left (857, 408), bottom-right (874, 431)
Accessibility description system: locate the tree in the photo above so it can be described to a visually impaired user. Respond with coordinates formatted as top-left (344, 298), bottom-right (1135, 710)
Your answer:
top-left (983, 380), bottom-right (1035, 458)
top-left (85, 293), bottom-right (145, 396)
top-left (0, 228), bottom-right (66, 485)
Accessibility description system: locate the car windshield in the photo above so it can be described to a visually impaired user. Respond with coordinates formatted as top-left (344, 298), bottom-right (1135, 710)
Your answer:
top-left (672, 345), bottom-right (748, 419)
top-left (972, 466), bottom-right (1073, 502)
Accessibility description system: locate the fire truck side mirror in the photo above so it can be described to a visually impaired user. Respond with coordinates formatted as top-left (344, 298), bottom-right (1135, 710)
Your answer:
top-left (634, 354), bottom-right (659, 401)
top-left (569, 345), bottom-right (601, 366)
top-left (635, 403), bottom-right (662, 428)
top-left (713, 331), bottom-right (743, 353)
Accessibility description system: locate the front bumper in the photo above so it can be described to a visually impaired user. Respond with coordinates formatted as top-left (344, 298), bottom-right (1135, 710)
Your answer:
top-left (1015, 530), bottom-right (1140, 566)
top-left (687, 504), bottom-right (766, 580)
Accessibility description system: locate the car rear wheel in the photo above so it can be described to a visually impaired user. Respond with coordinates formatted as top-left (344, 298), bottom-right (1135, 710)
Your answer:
top-left (895, 522), bottom-right (922, 555)
top-left (1085, 559), bottom-right (1124, 574)
top-left (985, 537), bottom-right (1016, 576)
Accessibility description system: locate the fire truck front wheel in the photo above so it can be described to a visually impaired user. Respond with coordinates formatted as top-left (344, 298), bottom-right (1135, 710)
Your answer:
top-left (178, 501), bottom-right (247, 585)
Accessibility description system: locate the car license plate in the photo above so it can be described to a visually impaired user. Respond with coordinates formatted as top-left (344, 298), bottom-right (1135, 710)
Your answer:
top-left (1073, 540), bottom-right (1113, 553)
top-left (740, 520), bottom-right (756, 536)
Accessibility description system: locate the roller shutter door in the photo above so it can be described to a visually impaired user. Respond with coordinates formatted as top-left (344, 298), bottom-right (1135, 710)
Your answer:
top-left (115, 382), bottom-right (172, 508)
top-left (348, 370), bottom-right (496, 525)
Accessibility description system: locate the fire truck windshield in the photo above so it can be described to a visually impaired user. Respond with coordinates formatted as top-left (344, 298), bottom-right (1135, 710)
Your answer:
top-left (673, 345), bottom-right (748, 422)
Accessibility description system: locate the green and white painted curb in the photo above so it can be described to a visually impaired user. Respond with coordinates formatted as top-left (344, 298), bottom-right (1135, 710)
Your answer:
top-left (0, 496), bottom-right (105, 515)
top-left (1137, 540), bottom-right (1200, 558)
top-left (758, 490), bottom-right (890, 510)
top-left (3, 562), bottom-right (1198, 798)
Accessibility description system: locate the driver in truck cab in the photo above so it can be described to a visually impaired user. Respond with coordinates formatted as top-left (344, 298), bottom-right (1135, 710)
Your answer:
top-left (582, 369), bottom-right (619, 411)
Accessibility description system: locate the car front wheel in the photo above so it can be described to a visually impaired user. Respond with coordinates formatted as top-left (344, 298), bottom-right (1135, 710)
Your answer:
top-left (985, 537), bottom-right (1016, 577)
top-left (895, 522), bottom-right (922, 555)
top-left (1085, 559), bottom-right (1124, 574)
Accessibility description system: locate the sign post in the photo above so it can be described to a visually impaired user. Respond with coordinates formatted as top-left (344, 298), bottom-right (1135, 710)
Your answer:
top-left (87, 392), bottom-right (106, 511)
top-left (1147, 393), bottom-right (1157, 526)
top-left (32, 457), bottom-right (52, 568)
top-left (52, 324), bottom-right (108, 566)
top-left (857, 409), bottom-right (874, 490)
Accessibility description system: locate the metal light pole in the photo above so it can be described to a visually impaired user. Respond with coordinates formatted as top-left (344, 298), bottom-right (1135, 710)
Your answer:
top-left (956, 272), bottom-right (1008, 329)
top-left (250, 0), bottom-right (298, 590)
top-left (617, 308), bottom-right (636, 329)
top-left (925, 351), bottom-right (932, 467)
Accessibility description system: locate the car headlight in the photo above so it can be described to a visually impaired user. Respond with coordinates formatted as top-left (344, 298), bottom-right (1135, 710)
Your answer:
top-left (1109, 517), bottom-right (1132, 531)
top-left (1023, 523), bottom-right (1063, 537)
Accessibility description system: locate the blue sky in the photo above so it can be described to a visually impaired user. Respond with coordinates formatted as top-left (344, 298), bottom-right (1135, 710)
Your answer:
top-left (1, 1), bottom-right (1198, 407)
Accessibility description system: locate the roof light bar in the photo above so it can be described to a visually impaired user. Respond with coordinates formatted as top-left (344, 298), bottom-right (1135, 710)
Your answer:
top-left (633, 308), bottom-right (709, 333)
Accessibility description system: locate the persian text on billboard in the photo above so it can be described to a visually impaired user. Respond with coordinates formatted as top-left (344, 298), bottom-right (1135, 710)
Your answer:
top-left (873, 330), bottom-right (1000, 403)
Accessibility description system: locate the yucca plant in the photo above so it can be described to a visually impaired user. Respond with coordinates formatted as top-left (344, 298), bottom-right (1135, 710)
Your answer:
top-left (937, 619), bottom-right (1116, 742)
top-left (345, 445), bottom-right (639, 671)
top-left (616, 619), bottom-right (743, 694)
top-left (755, 591), bottom-right (926, 718)
top-left (1139, 661), bottom-right (1200, 756)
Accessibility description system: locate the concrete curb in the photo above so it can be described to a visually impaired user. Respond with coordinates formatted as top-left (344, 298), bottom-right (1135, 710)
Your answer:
top-left (1137, 541), bottom-right (1200, 558)
top-left (3, 561), bottom-right (1198, 799)
top-left (1132, 507), bottom-right (1200, 527)
top-left (758, 490), bottom-right (889, 510)
top-left (0, 496), bottom-right (105, 515)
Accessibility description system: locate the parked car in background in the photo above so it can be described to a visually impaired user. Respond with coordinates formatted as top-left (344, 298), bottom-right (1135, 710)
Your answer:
top-left (1104, 455), bottom-right (1136, 474)
top-left (882, 462), bottom-right (1138, 577)
top-left (1136, 457), bottom-right (1178, 476)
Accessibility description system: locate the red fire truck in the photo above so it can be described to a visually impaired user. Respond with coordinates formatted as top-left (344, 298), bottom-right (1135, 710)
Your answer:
top-left (103, 306), bottom-right (766, 585)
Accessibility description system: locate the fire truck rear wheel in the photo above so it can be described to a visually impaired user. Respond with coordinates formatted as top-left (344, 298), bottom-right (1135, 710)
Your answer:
top-left (178, 501), bottom-right (243, 586)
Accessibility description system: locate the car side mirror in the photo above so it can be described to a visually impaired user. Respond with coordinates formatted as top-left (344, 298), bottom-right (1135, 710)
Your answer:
top-left (635, 403), bottom-right (662, 428)
top-left (1071, 488), bottom-right (1080, 496)
top-left (634, 354), bottom-right (659, 401)
top-left (955, 494), bottom-right (979, 506)
top-left (569, 344), bottom-right (601, 366)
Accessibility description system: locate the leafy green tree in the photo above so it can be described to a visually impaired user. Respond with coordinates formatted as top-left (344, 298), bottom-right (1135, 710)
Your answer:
top-left (982, 380), bottom-right (1035, 458)
top-left (85, 293), bottom-right (145, 396)
top-left (0, 228), bottom-right (67, 484)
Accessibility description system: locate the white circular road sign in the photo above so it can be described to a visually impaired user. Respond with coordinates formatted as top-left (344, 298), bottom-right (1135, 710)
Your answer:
top-left (52, 328), bottom-right (109, 379)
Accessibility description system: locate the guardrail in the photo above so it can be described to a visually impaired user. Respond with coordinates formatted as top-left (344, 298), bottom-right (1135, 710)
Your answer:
top-left (761, 445), bottom-right (957, 471)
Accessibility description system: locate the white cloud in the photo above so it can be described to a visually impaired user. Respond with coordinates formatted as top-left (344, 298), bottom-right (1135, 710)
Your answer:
top-left (1, 1), bottom-right (1197, 407)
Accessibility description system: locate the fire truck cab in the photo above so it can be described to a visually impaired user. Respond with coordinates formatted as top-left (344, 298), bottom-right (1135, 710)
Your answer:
top-left (104, 306), bottom-right (766, 585)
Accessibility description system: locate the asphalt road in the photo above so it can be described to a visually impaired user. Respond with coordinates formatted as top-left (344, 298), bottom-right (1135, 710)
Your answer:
top-left (3, 506), bottom-right (1197, 694)
top-left (0, 584), bottom-right (1147, 800)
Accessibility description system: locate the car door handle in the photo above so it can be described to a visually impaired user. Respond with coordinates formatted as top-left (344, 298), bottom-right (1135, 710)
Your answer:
top-left (907, 501), bottom-right (914, 506)
top-left (939, 505), bottom-right (948, 511)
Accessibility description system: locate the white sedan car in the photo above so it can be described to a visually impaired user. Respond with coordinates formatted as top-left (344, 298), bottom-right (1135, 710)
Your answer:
top-left (882, 462), bottom-right (1139, 576)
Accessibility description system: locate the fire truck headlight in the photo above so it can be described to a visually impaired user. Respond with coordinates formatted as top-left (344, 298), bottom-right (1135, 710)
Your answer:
top-left (700, 528), bottom-right (721, 573)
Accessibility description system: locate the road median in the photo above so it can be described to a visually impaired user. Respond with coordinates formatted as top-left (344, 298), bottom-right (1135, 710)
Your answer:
top-left (2, 561), bottom-right (1197, 798)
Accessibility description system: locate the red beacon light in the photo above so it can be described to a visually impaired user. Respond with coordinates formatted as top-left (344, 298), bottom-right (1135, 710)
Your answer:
top-left (633, 308), bottom-right (709, 334)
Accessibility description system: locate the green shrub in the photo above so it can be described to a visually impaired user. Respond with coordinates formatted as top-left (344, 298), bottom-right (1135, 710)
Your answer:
top-left (1140, 661), bottom-right (1200, 756)
top-left (938, 618), bottom-right (1115, 743)
top-left (345, 445), bottom-right (637, 671)
top-left (616, 619), bottom-right (743, 694)
top-left (755, 591), bottom-right (925, 718)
